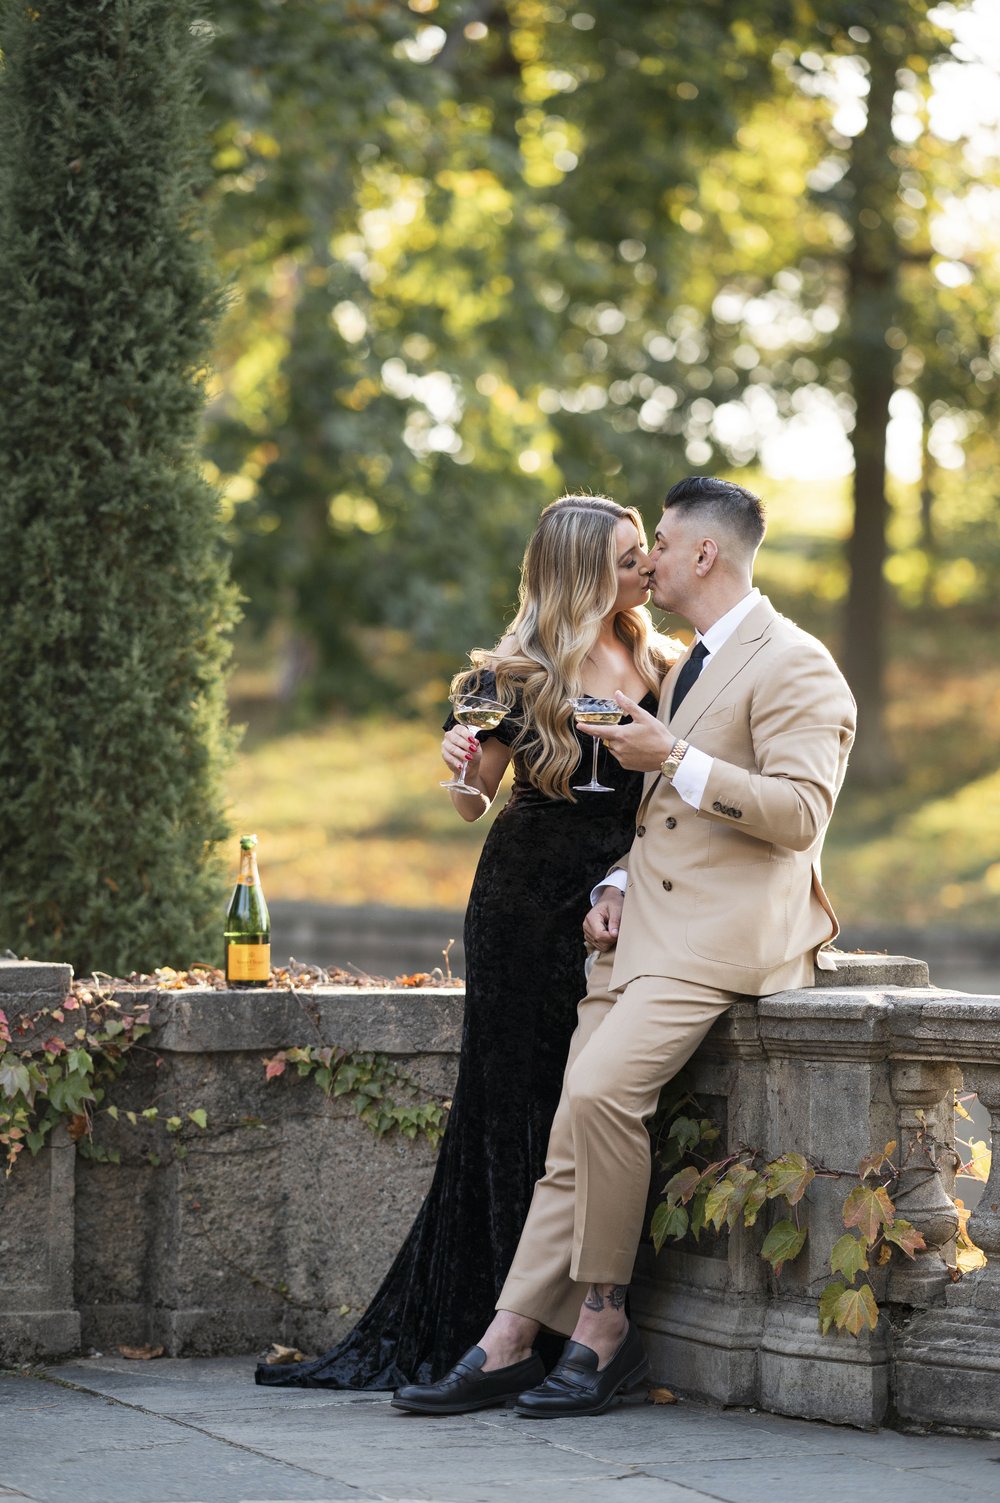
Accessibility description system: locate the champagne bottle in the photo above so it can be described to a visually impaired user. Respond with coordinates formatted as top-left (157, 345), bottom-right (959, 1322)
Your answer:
top-left (225, 834), bottom-right (271, 987)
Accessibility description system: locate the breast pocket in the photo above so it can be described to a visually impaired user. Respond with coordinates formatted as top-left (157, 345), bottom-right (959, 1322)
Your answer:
top-left (693, 703), bottom-right (736, 733)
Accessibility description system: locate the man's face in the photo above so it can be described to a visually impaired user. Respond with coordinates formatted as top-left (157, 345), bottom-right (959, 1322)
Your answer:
top-left (643, 508), bottom-right (699, 614)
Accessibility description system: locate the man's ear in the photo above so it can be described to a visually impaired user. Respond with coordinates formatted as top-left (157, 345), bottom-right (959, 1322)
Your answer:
top-left (696, 538), bottom-right (718, 575)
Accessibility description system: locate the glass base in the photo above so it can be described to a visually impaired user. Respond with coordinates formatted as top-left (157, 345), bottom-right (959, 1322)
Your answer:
top-left (440, 777), bottom-right (483, 796)
top-left (572, 780), bottom-right (616, 793)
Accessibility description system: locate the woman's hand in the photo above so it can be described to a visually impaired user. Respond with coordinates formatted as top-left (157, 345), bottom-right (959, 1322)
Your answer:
top-left (441, 725), bottom-right (482, 778)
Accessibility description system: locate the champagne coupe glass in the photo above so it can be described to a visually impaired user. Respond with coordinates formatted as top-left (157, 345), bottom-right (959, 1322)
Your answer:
top-left (441, 694), bottom-right (508, 796)
top-left (569, 696), bottom-right (624, 793)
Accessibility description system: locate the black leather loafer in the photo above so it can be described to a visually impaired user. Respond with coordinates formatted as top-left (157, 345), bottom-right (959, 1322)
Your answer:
top-left (392, 1346), bottom-right (546, 1415)
top-left (512, 1322), bottom-right (649, 1418)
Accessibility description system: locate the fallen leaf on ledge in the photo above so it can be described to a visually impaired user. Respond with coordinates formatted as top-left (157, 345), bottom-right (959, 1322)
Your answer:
top-left (118, 1344), bottom-right (164, 1361)
top-left (646, 1386), bottom-right (678, 1405)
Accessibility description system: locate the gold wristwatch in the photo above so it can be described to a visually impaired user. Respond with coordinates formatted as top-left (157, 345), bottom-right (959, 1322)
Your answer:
top-left (660, 739), bottom-right (689, 784)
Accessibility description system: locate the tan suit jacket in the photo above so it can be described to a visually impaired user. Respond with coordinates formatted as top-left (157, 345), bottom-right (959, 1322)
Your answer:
top-left (609, 596), bottom-right (856, 997)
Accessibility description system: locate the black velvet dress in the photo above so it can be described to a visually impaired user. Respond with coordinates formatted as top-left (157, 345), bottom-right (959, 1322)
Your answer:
top-left (255, 680), bottom-right (655, 1390)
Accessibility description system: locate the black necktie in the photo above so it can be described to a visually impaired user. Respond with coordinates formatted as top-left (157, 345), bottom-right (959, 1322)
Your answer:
top-left (670, 640), bottom-right (709, 716)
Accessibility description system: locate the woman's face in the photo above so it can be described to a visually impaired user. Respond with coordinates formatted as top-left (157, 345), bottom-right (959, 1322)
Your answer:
top-left (610, 518), bottom-right (650, 614)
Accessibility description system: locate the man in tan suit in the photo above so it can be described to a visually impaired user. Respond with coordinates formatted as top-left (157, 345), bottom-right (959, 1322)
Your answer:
top-left (394, 477), bottom-right (856, 1419)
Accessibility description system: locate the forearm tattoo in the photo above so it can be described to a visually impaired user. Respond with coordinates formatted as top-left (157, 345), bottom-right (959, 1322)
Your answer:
top-left (584, 1283), bottom-right (628, 1312)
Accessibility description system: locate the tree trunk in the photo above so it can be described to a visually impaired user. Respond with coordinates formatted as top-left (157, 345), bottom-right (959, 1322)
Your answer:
top-left (842, 31), bottom-right (904, 785)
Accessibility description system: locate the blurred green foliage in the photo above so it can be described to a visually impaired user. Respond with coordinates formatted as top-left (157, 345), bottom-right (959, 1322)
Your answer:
top-left (198, 0), bottom-right (1000, 728)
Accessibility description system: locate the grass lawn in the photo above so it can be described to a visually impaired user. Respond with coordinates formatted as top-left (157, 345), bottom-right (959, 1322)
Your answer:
top-left (226, 612), bottom-right (1000, 930)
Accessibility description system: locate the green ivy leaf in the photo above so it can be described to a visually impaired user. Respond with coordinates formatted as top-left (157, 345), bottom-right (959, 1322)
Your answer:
top-left (743, 1176), bottom-right (769, 1228)
top-left (765, 1152), bottom-right (815, 1206)
top-left (651, 1200), bottom-right (689, 1253)
top-left (0, 1059), bottom-right (32, 1100)
top-left (830, 1232), bottom-right (869, 1280)
top-left (833, 1282), bottom-right (879, 1336)
top-left (760, 1218), bottom-right (807, 1276)
top-left (667, 1115), bottom-right (702, 1152)
top-left (187, 1109), bottom-right (208, 1129)
top-left (818, 1279), bottom-right (846, 1335)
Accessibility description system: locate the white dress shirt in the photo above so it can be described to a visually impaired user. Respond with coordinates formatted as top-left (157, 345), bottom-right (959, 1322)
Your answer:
top-left (593, 588), bottom-right (761, 904)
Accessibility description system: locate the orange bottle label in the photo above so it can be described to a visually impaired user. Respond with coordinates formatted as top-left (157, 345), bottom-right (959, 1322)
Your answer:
top-left (227, 943), bottom-right (270, 982)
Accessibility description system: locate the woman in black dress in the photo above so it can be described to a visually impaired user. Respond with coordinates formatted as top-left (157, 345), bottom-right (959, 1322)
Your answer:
top-left (256, 495), bottom-right (678, 1389)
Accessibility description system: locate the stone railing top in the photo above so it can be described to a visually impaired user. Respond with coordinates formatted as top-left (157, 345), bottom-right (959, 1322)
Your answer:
top-left (0, 957), bottom-right (73, 1006)
top-left (819, 950), bottom-right (929, 988)
top-left (4, 953), bottom-right (999, 1065)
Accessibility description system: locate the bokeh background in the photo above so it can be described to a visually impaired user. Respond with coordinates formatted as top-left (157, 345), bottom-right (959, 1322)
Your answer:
top-left (197, 1), bottom-right (999, 978)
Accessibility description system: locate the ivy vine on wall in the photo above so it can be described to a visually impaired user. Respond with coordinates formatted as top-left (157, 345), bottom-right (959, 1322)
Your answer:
top-left (648, 1086), bottom-right (985, 1338)
top-left (0, 969), bottom-right (451, 1176)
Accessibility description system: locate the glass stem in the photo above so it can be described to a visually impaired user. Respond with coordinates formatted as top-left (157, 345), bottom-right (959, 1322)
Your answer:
top-left (590, 737), bottom-right (600, 785)
top-left (454, 730), bottom-right (479, 788)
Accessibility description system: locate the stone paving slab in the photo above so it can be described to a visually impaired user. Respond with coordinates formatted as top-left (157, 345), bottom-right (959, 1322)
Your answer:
top-left (3, 1355), bottom-right (1000, 1503)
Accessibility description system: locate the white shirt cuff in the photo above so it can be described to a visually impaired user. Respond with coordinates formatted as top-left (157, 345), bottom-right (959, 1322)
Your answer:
top-left (590, 868), bottom-right (628, 907)
top-left (671, 746), bottom-right (713, 810)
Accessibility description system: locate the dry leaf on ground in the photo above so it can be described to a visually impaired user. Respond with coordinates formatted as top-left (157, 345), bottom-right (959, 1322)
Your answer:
top-left (646, 1386), bottom-right (678, 1405)
top-left (262, 1343), bottom-right (308, 1365)
top-left (118, 1344), bottom-right (164, 1360)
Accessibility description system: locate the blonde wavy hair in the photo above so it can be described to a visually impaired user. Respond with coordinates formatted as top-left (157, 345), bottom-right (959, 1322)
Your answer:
top-left (452, 495), bottom-right (680, 800)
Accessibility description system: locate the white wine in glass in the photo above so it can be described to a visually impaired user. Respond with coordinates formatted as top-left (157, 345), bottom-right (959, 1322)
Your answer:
top-left (441, 694), bottom-right (508, 796)
top-left (569, 696), bottom-right (624, 793)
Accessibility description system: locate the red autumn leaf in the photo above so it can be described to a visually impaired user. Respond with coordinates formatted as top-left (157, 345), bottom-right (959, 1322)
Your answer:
top-left (858, 1139), bottom-right (897, 1180)
top-left (263, 1055), bottom-right (286, 1080)
top-left (664, 1164), bottom-right (703, 1204)
top-left (883, 1218), bottom-right (926, 1259)
top-left (66, 1113), bottom-right (90, 1142)
top-left (843, 1184), bottom-right (894, 1244)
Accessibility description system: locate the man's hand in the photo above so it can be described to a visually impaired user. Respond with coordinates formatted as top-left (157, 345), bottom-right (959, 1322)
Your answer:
top-left (576, 691), bottom-right (672, 772)
top-left (583, 886), bottom-right (625, 952)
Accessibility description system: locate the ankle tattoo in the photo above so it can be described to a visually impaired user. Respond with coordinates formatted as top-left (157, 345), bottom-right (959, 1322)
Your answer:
top-left (583, 1283), bottom-right (628, 1314)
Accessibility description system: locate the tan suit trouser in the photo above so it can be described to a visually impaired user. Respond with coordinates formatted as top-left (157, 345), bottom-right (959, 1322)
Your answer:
top-left (496, 950), bottom-right (736, 1336)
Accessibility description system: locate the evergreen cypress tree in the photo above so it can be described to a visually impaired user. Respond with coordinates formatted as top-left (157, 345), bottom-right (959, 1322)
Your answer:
top-left (0, 0), bottom-right (238, 975)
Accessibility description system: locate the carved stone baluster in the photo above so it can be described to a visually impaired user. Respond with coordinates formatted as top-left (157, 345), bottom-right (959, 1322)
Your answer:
top-left (887, 1060), bottom-right (962, 1306)
top-left (959, 1064), bottom-right (1000, 1282)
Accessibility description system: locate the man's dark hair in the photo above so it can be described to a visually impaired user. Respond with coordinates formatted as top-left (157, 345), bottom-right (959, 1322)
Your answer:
top-left (663, 476), bottom-right (766, 554)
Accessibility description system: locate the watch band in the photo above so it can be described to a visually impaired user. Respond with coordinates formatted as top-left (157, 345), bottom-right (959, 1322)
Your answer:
top-left (660, 739), bottom-right (689, 784)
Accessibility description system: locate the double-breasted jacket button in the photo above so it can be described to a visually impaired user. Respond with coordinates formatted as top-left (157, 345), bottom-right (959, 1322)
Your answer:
top-left (662, 879), bottom-right (673, 891)
top-left (712, 800), bottom-right (723, 812)
top-left (636, 824), bottom-right (646, 837)
top-left (733, 809), bottom-right (743, 819)
top-left (665, 816), bottom-right (677, 829)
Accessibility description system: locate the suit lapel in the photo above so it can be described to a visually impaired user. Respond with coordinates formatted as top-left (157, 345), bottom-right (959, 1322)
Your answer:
top-left (667, 597), bottom-right (776, 740)
top-left (638, 597), bottom-right (778, 812)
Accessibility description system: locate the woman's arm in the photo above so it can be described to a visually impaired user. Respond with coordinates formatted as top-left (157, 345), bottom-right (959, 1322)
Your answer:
top-left (441, 727), bottom-right (512, 821)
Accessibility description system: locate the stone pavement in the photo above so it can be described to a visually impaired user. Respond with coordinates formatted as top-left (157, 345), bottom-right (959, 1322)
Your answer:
top-left (3, 1355), bottom-right (1000, 1503)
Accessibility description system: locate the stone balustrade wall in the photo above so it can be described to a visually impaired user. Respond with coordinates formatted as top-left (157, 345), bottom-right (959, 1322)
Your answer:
top-left (2, 954), bottom-right (1000, 1434)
